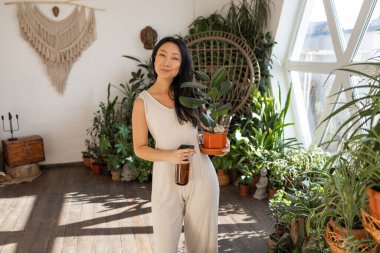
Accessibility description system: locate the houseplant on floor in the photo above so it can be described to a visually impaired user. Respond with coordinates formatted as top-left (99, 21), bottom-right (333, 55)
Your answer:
top-left (179, 66), bottom-right (233, 155)
top-left (317, 58), bottom-right (380, 247)
top-left (238, 165), bottom-right (253, 197)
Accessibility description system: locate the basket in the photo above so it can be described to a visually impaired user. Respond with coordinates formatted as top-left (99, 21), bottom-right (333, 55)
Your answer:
top-left (324, 219), bottom-right (377, 253)
top-left (361, 209), bottom-right (380, 244)
top-left (216, 168), bottom-right (230, 186)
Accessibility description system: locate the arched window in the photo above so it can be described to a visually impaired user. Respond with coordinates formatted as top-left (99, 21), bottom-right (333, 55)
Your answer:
top-left (276, 0), bottom-right (380, 151)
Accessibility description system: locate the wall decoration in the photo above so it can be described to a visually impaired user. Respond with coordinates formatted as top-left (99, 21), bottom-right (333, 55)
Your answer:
top-left (5, 0), bottom-right (105, 93)
top-left (52, 6), bottom-right (59, 17)
top-left (16, 3), bottom-right (96, 93)
top-left (140, 26), bottom-right (157, 50)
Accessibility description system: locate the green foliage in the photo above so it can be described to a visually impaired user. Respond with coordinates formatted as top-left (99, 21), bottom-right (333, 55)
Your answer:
top-left (116, 55), bottom-right (156, 181)
top-left (211, 155), bottom-right (233, 170)
top-left (322, 60), bottom-right (380, 192)
top-left (239, 174), bottom-right (253, 185)
top-left (179, 67), bottom-right (233, 132)
top-left (188, 0), bottom-right (275, 92)
top-left (307, 155), bottom-right (367, 242)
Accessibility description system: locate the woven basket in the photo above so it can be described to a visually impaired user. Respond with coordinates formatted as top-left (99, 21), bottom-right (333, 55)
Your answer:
top-left (324, 219), bottom-right (377, 253)
top-left (362, 209), bottom-right (380, 244)
top-left (217, 169), bottom-right (230, 186)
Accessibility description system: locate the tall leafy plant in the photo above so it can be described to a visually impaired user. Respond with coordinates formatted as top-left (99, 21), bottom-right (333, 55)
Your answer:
top-left (321, 60), bottom-right (380, 188)
top-left (232, 85), bottom-right (296, 153)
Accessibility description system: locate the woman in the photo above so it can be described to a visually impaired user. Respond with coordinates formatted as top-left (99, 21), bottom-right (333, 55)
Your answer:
top-left (132, 37), bottom-right (226, 253)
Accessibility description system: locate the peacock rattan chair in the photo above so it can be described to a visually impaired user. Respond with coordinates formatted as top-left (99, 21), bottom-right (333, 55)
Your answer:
top-left (184, 31), bottom-right (260, 115)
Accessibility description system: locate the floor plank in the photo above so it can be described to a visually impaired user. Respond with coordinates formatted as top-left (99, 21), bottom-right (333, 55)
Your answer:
top-left (0, 165), bottom-right (274, 253)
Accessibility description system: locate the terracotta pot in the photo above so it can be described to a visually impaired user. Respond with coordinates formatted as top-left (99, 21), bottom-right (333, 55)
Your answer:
top-left (203, 131), bottom-right (227, 149)
top-left (91, 163), bottom-right (102, 175)
top-left (216, 168), bottom-right (230, 186)
top-left (327, 218), bottom-right (369, 240)
top-left (367, 187), bottom-right (380, 220)
top-left (267, 237), bottom-right (277, 250)
top-left (268, 188), bottom-right (277, 199)
top-left (82, 157), bottom-right (91, 168)
top-left (239, 184), bottom-right (250, 197)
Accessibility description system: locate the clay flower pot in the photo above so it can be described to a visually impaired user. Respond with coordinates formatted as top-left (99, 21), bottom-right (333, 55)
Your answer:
top-left (327, 218), bottom-right (369, 240)
top-left (203, 131), bottom-right (227, 149)
top-left (82, 157), bottom-right (91, 168)
top-left (91, 163), bottom-right (102, 175)
top-left (367, 187), bottom-right (380, 220)
top-left (239, 184), bottom-right (250, 197)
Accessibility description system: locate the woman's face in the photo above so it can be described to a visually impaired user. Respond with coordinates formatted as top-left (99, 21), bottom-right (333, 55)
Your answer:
top-left (154, 42), bottom-right (182, 81)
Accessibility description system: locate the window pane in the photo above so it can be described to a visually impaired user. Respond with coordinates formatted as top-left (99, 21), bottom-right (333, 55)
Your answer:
top-left (292, 0), bottom-right (336, 62)
top-left (320, 88), bottom-right (352, 152)
top-left (353, 1), bottom-right (380, 62)
top-left (333, 0), bottom-right (364, 51)
top-left (290, 71), bottom-right (335, 135)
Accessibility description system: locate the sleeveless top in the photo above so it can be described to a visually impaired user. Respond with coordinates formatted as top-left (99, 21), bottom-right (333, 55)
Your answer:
top-left (136, 90), bottom-right (216, 188)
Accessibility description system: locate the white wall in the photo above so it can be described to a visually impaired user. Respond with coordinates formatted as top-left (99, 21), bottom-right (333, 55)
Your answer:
top-left (0, 0), bottom-right (283, 164)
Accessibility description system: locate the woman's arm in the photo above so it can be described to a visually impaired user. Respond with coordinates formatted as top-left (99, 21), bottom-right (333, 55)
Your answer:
top-left (132, 98), bottom-right (195, 164)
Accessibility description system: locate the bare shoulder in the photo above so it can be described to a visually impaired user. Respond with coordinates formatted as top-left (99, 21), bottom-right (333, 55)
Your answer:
top-left (133, 97), bottom-right (144, 111)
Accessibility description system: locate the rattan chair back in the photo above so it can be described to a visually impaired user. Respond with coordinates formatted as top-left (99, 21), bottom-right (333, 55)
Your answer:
top-left (184, 31), bottom-right (260, 115)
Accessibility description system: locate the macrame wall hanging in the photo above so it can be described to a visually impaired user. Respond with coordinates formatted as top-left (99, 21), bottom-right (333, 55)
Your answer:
top-left (5, 1), bottom-right (104, 93)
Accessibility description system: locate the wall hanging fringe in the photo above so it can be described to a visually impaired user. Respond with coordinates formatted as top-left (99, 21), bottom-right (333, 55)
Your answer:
top-left (16, 3), bottom-right (97, 93)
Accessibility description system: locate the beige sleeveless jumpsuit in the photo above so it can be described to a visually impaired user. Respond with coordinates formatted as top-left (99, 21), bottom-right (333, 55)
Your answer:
top-left (137, 90), bottom-right (219, 253)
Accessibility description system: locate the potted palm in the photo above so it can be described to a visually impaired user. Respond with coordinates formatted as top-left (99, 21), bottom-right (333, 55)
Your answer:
top-left (179, 66), bottom-right (233, 154)
top-left (319, 59), bottom-right (380, 245)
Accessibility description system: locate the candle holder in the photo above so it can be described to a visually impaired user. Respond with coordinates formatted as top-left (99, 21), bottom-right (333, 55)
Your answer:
top-left (1, 112), bottom-right (20, 141)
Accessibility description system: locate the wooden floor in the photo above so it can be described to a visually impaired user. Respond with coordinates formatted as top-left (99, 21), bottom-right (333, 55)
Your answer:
top-left (0, 165), bottom-right (275, 253)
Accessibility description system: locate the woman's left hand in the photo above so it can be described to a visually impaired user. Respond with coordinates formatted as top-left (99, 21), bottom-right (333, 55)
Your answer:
top-left (216, 138), bottom-right (230, 157)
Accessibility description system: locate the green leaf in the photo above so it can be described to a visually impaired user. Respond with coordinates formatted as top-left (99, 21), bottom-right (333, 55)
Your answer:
top-left (200, 112), bottom-right (215, 128)
top-left (219, 80), bottom-right (233, 98)
top-left (208, 87), bottom-right (219, 101)
top-left (210, 66), bottom-right (228, 89)
top-left (194, 70), bottom-right (210, 81)
top-left (180, 82), bottom-right (208, 90)
top-left (210, 103), bottom-right (232, 120)
top-left (122, 55), bottom-right (141, 63)
top-left (179, 96), bottom-right (205, 108)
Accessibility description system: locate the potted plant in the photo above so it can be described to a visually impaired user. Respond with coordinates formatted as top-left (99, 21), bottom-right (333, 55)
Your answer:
top-left (307, 155), bottom-right (371, 251)
top-left (179, 66), bottom-right (233, 154)
top-left (318, 59), bottom-right (380, 246)
top-left (89, 143), bottom-right (103, 175)
top-left (237, 165), bottom-right (253, 197)
top-left (82, 138), bottom-right (92, 168)
top-left (99, 123), bottom-right (130, 180)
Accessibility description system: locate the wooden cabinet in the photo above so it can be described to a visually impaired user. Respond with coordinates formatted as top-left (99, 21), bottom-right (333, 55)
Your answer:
top-left (1, 135), bottom-right (45, 167)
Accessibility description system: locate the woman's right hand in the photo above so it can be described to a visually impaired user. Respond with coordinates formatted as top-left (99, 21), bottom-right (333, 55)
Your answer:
top-left (167, 148), bottom-right (196, 164)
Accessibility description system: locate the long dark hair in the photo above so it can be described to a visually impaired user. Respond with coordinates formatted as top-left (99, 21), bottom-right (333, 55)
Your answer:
top-left (151, 37), bottom-right (199, 127)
